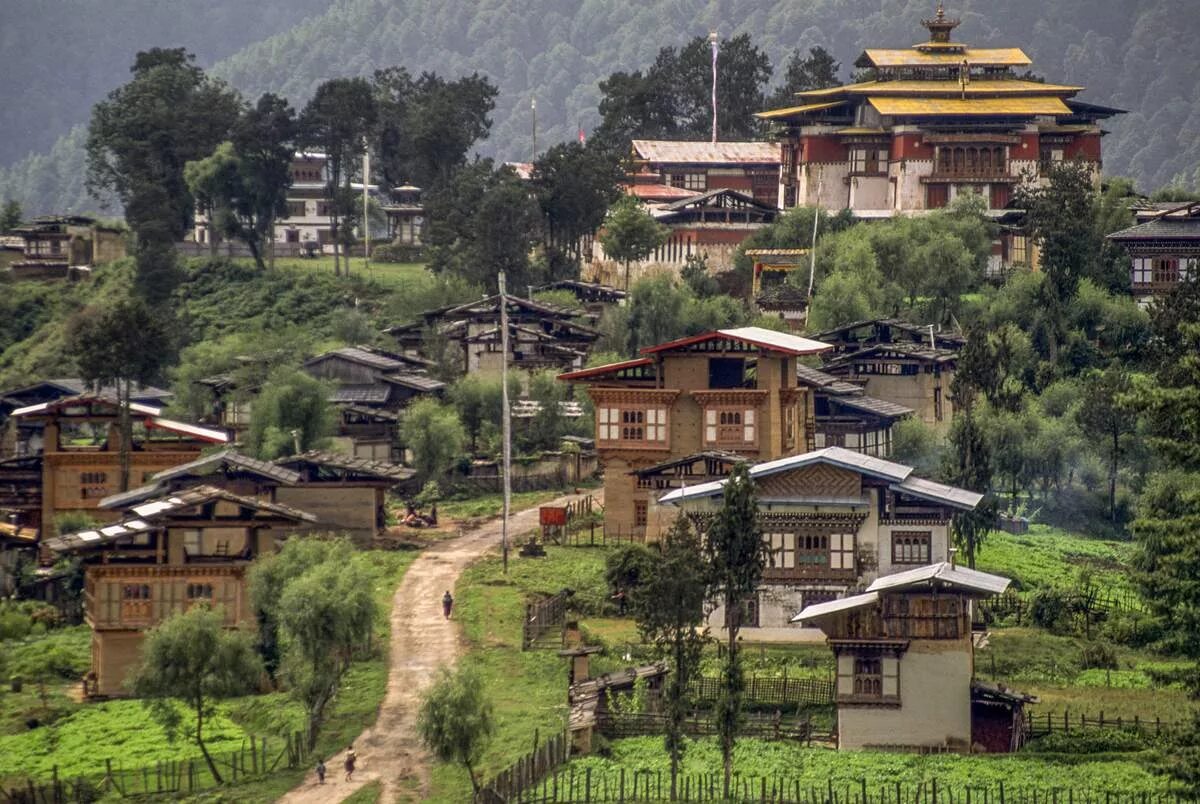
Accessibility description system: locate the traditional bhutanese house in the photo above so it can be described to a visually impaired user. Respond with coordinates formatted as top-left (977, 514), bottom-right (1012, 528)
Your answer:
top-left (630, 140), bottom-right (781, 207)
top-left (748, 249), bottom-right (811, 331)
top-left (0, 456), bottom-right (44, 538)
top-left (815, 319), bottom-right (963, 431)
top-left (9, 215), bottom-right (126, 280)
top-left (386, 294), bottom-right (600, 377)
top-left (96, 450), bottom-right (302, 512)
top-left (381, 184), bottom-right (425, 247)
top-left (273, 450), bottom-right (416, 544)
top-left (0, 378), bottom-right (174, 459)
top-left (0, 520), bottom-right (38, 597)
top-left (8, 395), bottom-right (228, 537)
top-left (559, 327), bottom-right (831, 539)
top-left (303, 345), bottom-right (443, 462)
top-left (659, 447), bottom-right (983, 629)
top-left (792, 562), bottom-right (1015, 752)
top-left (43, 485), bottom-right (316, 697)
top-left (533, 279), bottom-right (628, 313)
top-left (1107, 201), bottom-right (1200, 303)
top-left (757, 4), bottom-right (1123, 272)
top-left (588, 189), bottom-right (779, 287)
top-left (796, 364), bottom-right (913, 457)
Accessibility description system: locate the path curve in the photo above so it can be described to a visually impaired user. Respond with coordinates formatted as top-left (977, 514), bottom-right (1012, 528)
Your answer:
top-left (277, 490), bottom-right (598, 804)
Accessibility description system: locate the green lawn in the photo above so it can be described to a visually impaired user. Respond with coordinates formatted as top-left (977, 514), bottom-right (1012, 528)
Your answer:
top-left (437, 488), bottom-right (581, 522)
top-left (0, 549), bottom-right (415, 797)
top-left (239, 256), bottom-right (428, 289)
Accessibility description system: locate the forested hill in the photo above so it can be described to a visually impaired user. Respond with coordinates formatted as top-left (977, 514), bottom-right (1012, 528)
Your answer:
top-left (3, 0), bottom-right (1199, 215)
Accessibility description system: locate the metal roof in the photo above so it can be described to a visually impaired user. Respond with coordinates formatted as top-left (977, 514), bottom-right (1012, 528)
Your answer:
top-left (11, 396), bottom-right (164, 419)
top-left (627, 183), bottom-right (698, 201)
top-left (867, 562), bottom-right (1010, 595)
top-left (148, 418), bottom-right (229, 443)
top-left (831, 395), bottom-right (914, 420)
top-left (46, 485), bottom-right (316, 552)
top-left (1108, 203), bottom-right (1200, 241)
top-left (631, 140), bottom-right (780, 165)
top-left (791, 592), bottom-right (880, 623)
top-left (868, 96), bottom-right (1071, 117)
top-left (847, 79), bottom-right (1081, 97)
top-left (383, 373), bottom-right (446, 393)
top-left (275, 450), bottom-right (415, 482)
top-left (152, 449), bottom-right (301, 485)
top-left (307, 346), bottom-right (413, 372)
top-left (558, 357), bottom-right (656, 382)
top-left (640, 327), bottom-right (831, 357)
top-left (755, 101), bottom-right (847, 120)
top-left (858, 47), bottom-right (1032, 69)
top-left (658, 188), bottom-right (775, 213)
top-left (330, 386), bottom-right (392, 404)
top-left (97, 483), bottom-right (164, 510)
top-left (893, 476), bottom-right (983, 510)
top-left (0, 379), bottom-right (172, 404)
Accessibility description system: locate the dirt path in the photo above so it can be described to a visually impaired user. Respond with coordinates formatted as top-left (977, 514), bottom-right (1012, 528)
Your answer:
top-left (277, 490), bottom-right (598, 804)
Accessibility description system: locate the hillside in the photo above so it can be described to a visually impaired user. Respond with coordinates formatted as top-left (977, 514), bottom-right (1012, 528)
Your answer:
top-left (2, 0), bottom-right (1199, 215)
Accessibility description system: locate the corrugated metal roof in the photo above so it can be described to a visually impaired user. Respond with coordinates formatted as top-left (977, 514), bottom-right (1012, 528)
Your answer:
top-left (148, 418), bottom-right (229, 443)
top-left (330, 386), bottom-right (392, 404)
top-left (859, 47), bottom-right (1031, 68)
top-left (631, 140), bottom-right (780, 164)
top-left (384, 373), bottom-right (446, 393)
top-left (791, 592), bottom-right (879, 623)
top-left (795, 82), bottom-right (879, 99)
top-left (755, 101), bottom-right (846, 120)
top-left (627, 183), bottom-right (697, 201)
top-left (11, 396), bottom-right (163, 418)
top-left (894, 476), bottom-right (983, 510)
top-left (868, 96), bottom-right (1071, 117)
top-left (275, 450), bottom-right (415, 482)
top-left (558, 357), bottom-right (656, 382)
top-left (641, 327), bottom-right (831, 357)
top-left (152, 449), bottom-right (301, 485)
top-left (867, 562), bottom-right (1010, 595)
top-left (309, 346), bottom-right (410, 372)
top-left (46, 485), bottom-right (316, 552)
top-left (98, 484), bottom-right (161, 510)
top-left (1108, 205), bottom-right (1200, 240)
top-left (831, 395), bottom-right (914, 419)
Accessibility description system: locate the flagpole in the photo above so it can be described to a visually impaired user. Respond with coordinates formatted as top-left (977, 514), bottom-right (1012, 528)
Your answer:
top-left (709, 31), bottom-right (719, 144)
top-left (362, 137), bottom-right (371, 279)
top-left (499, 271), bottom-right (512, 574)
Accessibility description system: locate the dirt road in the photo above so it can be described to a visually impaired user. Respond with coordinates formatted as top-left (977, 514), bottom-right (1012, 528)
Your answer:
top-left (277, 490), bottom-right (597, 804)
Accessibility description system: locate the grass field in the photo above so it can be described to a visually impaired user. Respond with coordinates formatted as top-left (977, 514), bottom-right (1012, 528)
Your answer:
top-left (566, 737), bottom-right (1175, 794)
top-left (0, 549), bottom-right (415, 797)
top-left (238, 256), bottom-right (428, 289)
top-left (975, 524), bottom-right (1137, 595)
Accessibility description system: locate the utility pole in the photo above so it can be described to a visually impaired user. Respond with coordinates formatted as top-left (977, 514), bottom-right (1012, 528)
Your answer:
top-left (499, 271), bottom-right (512, 573)
top-left (709, 31), bottom-right (719, 144)
top-left (807, 168), bottom-right (823, 305)
top-left (531, 97), bottom-right (538, 162)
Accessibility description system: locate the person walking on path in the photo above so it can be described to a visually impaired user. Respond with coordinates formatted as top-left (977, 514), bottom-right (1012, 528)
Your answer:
top-left (442, 590), bottom-right (454, 619)
top-left (344, 746), bottom-right (357, 781)
top-left (315, 759), bottom-right (325, 785)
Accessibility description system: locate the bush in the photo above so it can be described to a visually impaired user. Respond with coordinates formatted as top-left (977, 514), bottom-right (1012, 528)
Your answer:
top-left (372, 242), bottom-right (424, 263)
top-left (1026, 728), bottom-right (1151, 754)
top-left (603, 544), bottom-right (656, 598)
top-left (1079, 640), bottom-right (1119, 670)
top-left (1031, 588), bottom-right (1071, 632)
top-left (1101, 609), bottom-right (1164, 648)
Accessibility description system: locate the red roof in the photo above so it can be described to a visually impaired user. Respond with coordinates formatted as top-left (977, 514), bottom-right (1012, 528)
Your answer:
top-left (626, 183), bottom-right (697, 201)
top-left (558, 357), bottom-right (654, 381)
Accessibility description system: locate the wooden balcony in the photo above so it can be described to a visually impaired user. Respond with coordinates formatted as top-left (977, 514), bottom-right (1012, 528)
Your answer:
top-left (85, 565), bottom-right (246, 630)
top-left (762, 565), bottom-right (857, 583)
top-left (922, 170), bottom-right (1015, 184)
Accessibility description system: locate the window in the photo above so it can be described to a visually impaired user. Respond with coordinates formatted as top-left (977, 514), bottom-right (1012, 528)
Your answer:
top-left (767, 532), bottom-right (796, 569)
top-left (704, 408), bottom-right (756, 446)
top-left (1010, 235), bottom-right (1028, 266)
top-left (892, 531), bottom-right (932, 565)
top-left (934, 387), bottom-right (944, 422)
top-left (633, 499), bottom-right (648, 529)
top-left (187, 583), bottom-right (214, 600)
top-left (838, 654), bottom-right (900, 701)
top-left (597, 407), bottom-right (667, 446)
top-left (1152, 257), bottom-right (1180, 285)
top-left (80, 471), bottom-right (108, 499)
top-left (850, 148), bottom-right (888, 174)
top-left (122, 584), bottom-right (151, 601)
top-left (926, 184), bottom-right (949, 209)
top-left (724, 595), bottom-right (759, 628)
top-left (669, 173), bottom-right (706, 191)
top-left (316, 201), bottom-right (333, 217)
top-left (829, 533), bottom-right (855, 571)
top-left (183, 529), bottom-right (202, 555)
top-left (1039, 145), bottom-right (1063, 175)
top-left (884, 595), bottom-right (961, 639)
top-left (286, 201), bottom-right (307, 218)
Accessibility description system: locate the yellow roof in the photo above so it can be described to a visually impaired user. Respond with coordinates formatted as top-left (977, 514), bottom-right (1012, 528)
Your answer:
top-left (795, 81), bottom-right (879, 99)
top-left (755, 101), bottom-right (846, 120)
top-left (868, 96), bottom-right (1071, 117)
top-left (860, 47), bottom-right (1032, 68)
top-left (853, 79), bottom-right (1081, 97)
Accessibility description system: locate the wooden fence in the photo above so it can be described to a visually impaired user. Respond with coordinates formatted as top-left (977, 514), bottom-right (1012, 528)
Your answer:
top-left (480, 770), bottom-right (1190, 803)
top-left (450, 471), bottom-right (570, 496)
top-left (977, 586), bottom-right (1145, 627)
top-left (2, 731), bottom-right (307, 803)
top-left (477, 730), bottom-right (570, 804)
top-left (597, 710), bottom-right (815, 742)
top-left (557, 524), bottom-right (648, 548)
top-left (523, 590), bottom-right (572, 650)
top-left (1026, 709), bottom-right (1183, 739)
top-left (690, 676), bottom-right (835, 707)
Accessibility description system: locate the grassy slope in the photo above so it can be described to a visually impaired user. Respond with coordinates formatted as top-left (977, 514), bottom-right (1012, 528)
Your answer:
top-left (0, 550), bottom-right (415, 796)
top-left (975, 524), bottom-right (1138, 595)
top-left (255, 257), bottom-right (427, 290)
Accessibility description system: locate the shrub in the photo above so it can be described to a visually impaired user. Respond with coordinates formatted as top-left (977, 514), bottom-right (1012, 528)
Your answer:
top-left (1031, 588), bottom-right (1071, 632)
top-left (1101, 609), bottom-right (1164, 648)
top-left (1027, 728), bottom-right (1150, 754)
top-left (604, 544), bottom-right (657, 600)
top-left (1079, 640), bottom-right (1119, 670)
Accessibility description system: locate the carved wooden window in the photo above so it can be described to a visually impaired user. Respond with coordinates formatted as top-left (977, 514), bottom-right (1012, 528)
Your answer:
top-left (829, 532), bottom-right (856, 571)
top-left (187, 583), bottom-right (214, 600)
top-left (80, 471), bottom-right (109, 499)
top-left (183, 529), bottom-right (202, 556)
top-left (767, 532), bottom-right (796, 569)
top-left (884, 595), bottom-right (961, 639)
top-left (669, 173), bottom-right (707, 191)
top-left (838, 654), bottom-right (900, 701)
top-left (1010, 235), bottom-right (1028, 266)
top-left (892, 531), bottom-right (931, 565)
top-left (597, 407), bottom-right (667, 446)
top-left (704, 408), bottom-right (755, 446)
top-left (122, 584), bottom-right (151, 600)
top-left (849, 148), bottom-right (888, 174)
top-left (633, 500), bottom-right (648, 529)
top-left (1152, 257), bottom-right (1180, 285)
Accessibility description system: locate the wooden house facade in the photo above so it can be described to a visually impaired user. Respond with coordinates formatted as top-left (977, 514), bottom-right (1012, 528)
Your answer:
top-left (1107, 201), bottom-right (1200, 302)
top-left (44, 486), bottom-right (316, 696)
top-left (10, 215), bottom-right (126, 280)
top-left (660, 447), bottom-right (983, 629)
top-left (560, 327), bottom-right (832, 538)
top-left (794, 562), bottom-right (1018, 752)
top-left (387, 294), bottom-right (600, 377)
top-left (796, 364), bottom-right (914, 457)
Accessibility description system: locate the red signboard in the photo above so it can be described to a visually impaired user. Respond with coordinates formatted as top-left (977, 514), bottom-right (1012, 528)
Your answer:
top-left (539, 506), bottom-right (568, 527)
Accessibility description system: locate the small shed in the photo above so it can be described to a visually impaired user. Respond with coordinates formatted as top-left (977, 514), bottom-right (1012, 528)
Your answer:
top-left (971, 680), bottom-right (1037, 753)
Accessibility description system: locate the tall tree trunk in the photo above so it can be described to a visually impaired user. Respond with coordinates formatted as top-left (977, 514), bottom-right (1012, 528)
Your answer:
top-left (722, 599), bottom-right (738, 799)
top-left (267, 213), bottom-right (276, 271)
